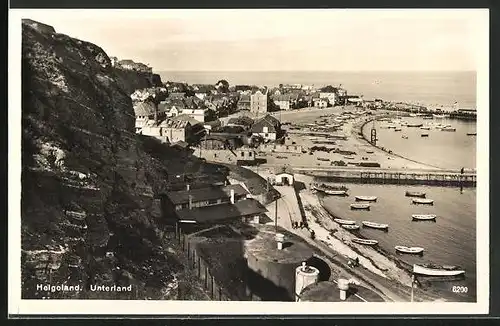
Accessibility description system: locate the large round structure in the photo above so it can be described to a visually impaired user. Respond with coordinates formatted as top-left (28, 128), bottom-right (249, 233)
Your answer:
top-left (295, 263), bottom-right (320, 301)
top-left (245, 230), bottom-right (314, 301)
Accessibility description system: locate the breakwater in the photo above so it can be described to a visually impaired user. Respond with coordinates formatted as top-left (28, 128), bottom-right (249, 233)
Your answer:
top-left (293, 166), bottom-right (476, 187)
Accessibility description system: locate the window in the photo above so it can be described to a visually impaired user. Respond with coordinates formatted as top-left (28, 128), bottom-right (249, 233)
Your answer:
top-left (265, 133), bottom-right (269, 137)
top-left (249, 152), bottom-right (253, 157)
top-left (263, 126), bottom-right (269, 133)
top-left (241, 152), bottom-right (244, 157)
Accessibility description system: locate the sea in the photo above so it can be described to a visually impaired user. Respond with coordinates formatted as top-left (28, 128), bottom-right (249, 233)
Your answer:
top-left (158, 70), bottom-right (476, 109)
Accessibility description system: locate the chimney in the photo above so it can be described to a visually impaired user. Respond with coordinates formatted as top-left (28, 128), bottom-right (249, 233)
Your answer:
top-left (188, 195), bottom-right (193, 210)
top-left (186, 184), bottom-right (190, 191)
top-left (230, 189), bottom-right (235, 204)
top-left (275, 233), bottom-right (284, 250)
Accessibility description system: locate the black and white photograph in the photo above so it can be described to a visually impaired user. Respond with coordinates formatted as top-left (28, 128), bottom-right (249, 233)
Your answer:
top-left (8, 8), bottom-right (489, 315)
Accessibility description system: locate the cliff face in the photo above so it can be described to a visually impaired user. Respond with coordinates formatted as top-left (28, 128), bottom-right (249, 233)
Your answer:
top-left (113, 68), bottom-right (163, 95)
top-left (20, 20), bottom-right (209, 299)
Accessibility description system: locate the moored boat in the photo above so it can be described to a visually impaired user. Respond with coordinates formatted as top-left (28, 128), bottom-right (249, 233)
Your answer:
top-left (412, 198), bottom-right (434, 205)
top-left (355, 196), bottom-right (377, 202)
top-left (362, 221), bottom-right (389, 230)
top-left (365, 150), bottom-right (374, 154)
top-left (413, 264), bottom-right (465, 277)
top-left (420, 126), bottom-right (431, 130)
top-left (341, 224), bottom-right (360, 231)
top-left (350, 203), bottom-right (370, 210)
top-left (422, 116), bottom-right (434, 120)
top-left (317, 157), bottom-right (330, 161)
top-left (441, 127), bottom-right (456, 132)
top-left (466, 132), bottom-right (477, 136)
top-left (334, 218), bottom-right (357, 225)
top-left (324, 189), bottom-right (348, 196)
top-left (412, 214), bottom-right (437, 221)
top-left (394, 128), bottom-right (402, 131)
top-left (433, 114), bottom-right (448, 118)
top-left (421, 133), bottom-right (429, 137)
top-left (405, 191), bottom-right (426, 198)
top-left (352, 238), bottom-right (378, 246)
top-left (395, 246), bottom-right (424, 255)
top-left (407, 123), bottom-right (424, 127)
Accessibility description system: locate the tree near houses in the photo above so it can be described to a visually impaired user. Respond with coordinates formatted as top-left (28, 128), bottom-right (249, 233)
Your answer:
top-left (320, 85), bottom-right (338, 93)
top-left (215, 80), bottom-right (230, 93)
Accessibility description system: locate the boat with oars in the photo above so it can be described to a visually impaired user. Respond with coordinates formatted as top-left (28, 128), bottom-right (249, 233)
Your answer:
top-left (412, 198), bottom-right (434, 205)
top-left (413, 264), bottom-right (465, 277)
top-left (352, 238), bottom-right (378, 246)
top-left (412, 214), bottom-right (437, 221)
top-left (405, 191), bottom-right (426, 198)
top-left (362, 221), bottom-right (389, 230)
top-left (334, 218), bottom-right (357, 225)
top-left (341, 224), bottom-right (360, 231)
top-left (395, 246), bottom-right (424, 255)
top-left (355, 196), bottom-right (377, 202)
top-left (350, 203), bottom-right (371, 210)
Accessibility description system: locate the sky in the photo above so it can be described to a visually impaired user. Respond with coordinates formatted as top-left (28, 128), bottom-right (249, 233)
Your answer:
top-left (15, 9), bottom-right (488, 72)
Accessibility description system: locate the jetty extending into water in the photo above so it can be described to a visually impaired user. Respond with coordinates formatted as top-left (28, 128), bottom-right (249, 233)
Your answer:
top-left (265, 165), bottom-right (476, 187)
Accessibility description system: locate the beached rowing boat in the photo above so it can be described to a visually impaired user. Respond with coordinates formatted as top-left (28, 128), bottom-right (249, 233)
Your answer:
top-left (355, 196), bottom-right (377, 202)
top-left (342, 224), bottom-right (360, 230)
top-left (405, 191), bottom-right (426, 198)
top-left (350, 203), bottom-right (371, 210)
top-left (352, 238), bottom-right (378, 246)
top-left (412, 214), bottom-right (437, 221)
top-left (395, 246), bottom-right (424, 255)
top-left (413, 264), bottom-right (465, 277)
top-left (362, 221), bottom-right (389, 230)
top-left (412, 198), bottom-right (434, 205)
top-left (334, 218), bottom-right (356, 225)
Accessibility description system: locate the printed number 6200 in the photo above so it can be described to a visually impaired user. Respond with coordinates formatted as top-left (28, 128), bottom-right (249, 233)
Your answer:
top-left (452, 286), bottom-right (468, 293)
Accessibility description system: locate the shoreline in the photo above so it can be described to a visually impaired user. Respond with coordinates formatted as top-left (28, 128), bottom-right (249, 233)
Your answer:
top-left (356, 116), bottom-right (446, 170)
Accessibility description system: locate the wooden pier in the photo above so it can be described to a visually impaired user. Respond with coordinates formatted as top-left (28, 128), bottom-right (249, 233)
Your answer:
top-left (285, 166), bottom-right (477, 187)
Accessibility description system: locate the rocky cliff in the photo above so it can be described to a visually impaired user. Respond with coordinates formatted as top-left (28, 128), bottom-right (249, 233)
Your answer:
top-left (20, 20), bottom-right (222, 299)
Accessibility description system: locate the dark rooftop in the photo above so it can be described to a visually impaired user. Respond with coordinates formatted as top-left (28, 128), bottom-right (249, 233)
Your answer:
top-left (176, 198), bottom-right (268, 223)
top-left (167, 184), bottom-right (249, 206)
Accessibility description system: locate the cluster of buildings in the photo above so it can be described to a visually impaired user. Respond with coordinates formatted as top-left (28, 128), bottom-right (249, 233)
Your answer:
top-left (110, 57), bottom-right (153, 73)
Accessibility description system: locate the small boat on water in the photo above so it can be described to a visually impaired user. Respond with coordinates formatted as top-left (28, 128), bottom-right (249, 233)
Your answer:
top-left (365, 150), bottom-right (374, 154)
top-left (317, 157), bottom-right (330, 162)
top-left (355, 196), bottom-right (377, 202)
top-left (412, 198), bottom-right (434, 205)
top-left (405, 191), bottom-right (426, 198)
top-left (441, 127), bottom-right (456, 132)
top-left (342, 224), bottom-right (360, 231)
top-left (324, 190), bottom-right (348, 196)
top-left (412, 214), bottom-right (437, 221)
top-left (394, 128), bottom-right (402, 132)
top-left (395, 246), bottom-right (424, 255)
top-left (413, 264), bottom-right (465, 277)
top-left (352, 238), bottom-right (378, 246)
top-left (343, 155), bottom-right (355, 160)
top-left (420, 126), bottom-right (431, 130)
top-left (409, 113), bottom-right (418, 117)
top-left (433, 114), bottom-right (448, 118)
top-left (362, 221), bottom-right (389, 230)
top-left (421, 133), bottom-right (429, 137)
top-left (350, 203), bottom-right (371, 210)
top-left (467, 132), bottom-right (477, 136)
top-left (407, 123), bottom-right (424, 127)
top-left (334, 218), bottom-right (356, 225)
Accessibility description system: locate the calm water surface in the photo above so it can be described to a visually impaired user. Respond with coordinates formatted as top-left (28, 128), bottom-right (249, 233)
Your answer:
top-left (320, 182), bottom-right (476, 302)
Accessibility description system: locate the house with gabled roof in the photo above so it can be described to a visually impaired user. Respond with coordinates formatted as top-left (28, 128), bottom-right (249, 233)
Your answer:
top-left (250, 114), bottom-right (282, 142)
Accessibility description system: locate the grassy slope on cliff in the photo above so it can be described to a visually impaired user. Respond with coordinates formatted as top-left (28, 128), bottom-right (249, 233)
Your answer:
top-left (20, 21), bottom-right (215, 299)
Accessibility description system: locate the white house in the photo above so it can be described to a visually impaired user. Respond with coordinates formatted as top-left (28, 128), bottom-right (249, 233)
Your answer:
top-left (313, 98), bottom-right (328, 108)
top-left (319, 92), bottom-right (337, 106)
top-left (181, 108), bottom-right (206, 123)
